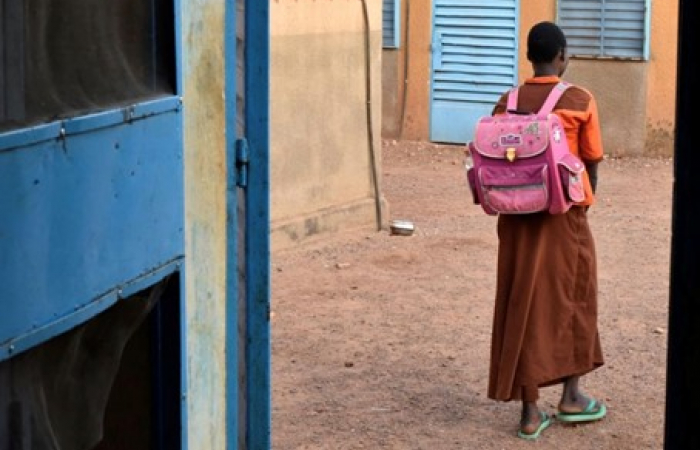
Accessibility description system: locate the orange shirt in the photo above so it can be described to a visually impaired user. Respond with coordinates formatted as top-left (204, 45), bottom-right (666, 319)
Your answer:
top-left (492, 76), bottom-right (605, 206)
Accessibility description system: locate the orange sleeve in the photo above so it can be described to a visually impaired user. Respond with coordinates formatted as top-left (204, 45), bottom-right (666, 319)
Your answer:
top-left (578, 96), bottom-right (605, 163)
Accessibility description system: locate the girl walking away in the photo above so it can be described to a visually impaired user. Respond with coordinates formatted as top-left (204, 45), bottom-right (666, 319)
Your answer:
top-left (486, 21), bottom-right (606, 439)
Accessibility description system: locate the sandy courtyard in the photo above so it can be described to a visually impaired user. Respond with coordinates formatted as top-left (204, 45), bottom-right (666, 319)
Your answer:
top-left (271, 140), bottom-right (672, 450)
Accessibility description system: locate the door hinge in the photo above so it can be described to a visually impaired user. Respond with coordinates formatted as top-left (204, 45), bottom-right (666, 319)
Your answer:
top-left (235, 138), bottom-right (249, 188)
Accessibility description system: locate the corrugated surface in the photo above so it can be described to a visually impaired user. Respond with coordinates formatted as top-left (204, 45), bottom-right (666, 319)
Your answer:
top-left (558, 0), bottom-right (646, 58)
top-left (430, 0), bottom-right (518, 143)
top-left (382, 0), bottom-right (399, 48)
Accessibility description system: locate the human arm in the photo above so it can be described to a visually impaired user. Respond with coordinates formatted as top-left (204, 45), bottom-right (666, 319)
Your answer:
top-left (578, 94), bottom-right (605, 199)
top-left (491, 92), bottom-right (509, 115)
top-left (585, 161), bottom-right (599, 194)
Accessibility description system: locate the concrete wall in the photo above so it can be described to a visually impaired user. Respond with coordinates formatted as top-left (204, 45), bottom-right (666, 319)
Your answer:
top-left (564, 61), bottom-right (648, 157)
top-left (384, 0), bottom-right (678, 157)
top-left (271, 0), bottom-right (388, 251)
top-left (382, 49), bottom-right (402, 138)
top-left (645, 0), bottom-right (679, 156)
top-left (181, 0), bottom-right (227, 448)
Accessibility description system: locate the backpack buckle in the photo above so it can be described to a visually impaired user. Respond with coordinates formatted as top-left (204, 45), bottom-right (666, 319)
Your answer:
top-left (506, 147), bottom-right (517, 162)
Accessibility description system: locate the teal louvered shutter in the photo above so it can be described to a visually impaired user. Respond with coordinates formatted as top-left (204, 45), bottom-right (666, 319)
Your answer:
top-left (383, 0), bottom-right (400, 48)
top-left (558, 0), bottom-right (649, 59)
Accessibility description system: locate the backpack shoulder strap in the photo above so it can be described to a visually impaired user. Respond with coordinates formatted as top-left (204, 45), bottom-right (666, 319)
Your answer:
top-left (506, 87), bottom-right (519, 112)
top-left (538, 81), bottom-right (571, 115)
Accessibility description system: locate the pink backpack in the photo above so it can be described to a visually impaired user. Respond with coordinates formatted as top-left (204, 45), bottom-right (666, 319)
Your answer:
top-left (466, 82), bottom-right (585, 216)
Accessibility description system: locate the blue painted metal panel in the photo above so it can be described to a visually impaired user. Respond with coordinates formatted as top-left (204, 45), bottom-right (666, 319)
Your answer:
top-left (244, 1), bottom-right (271, 449)
top-left (0, 122), bottom-right (62, 151)
top-left (225, 0), bottom-right (271, 448)
top-left (0, 105), bottom-right (184, 360)
top-left (1, 0), bottom-right (187, 443)
top-left (429, 0), bottom-right (518, 144)
top-left (61, 97), bottom-right (182, 135)
top-left (0, 258), bottom-right (182, 361)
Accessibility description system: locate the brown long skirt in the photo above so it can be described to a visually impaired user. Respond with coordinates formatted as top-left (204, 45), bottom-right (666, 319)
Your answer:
top-left (488, 206), bottom-right (604, 402)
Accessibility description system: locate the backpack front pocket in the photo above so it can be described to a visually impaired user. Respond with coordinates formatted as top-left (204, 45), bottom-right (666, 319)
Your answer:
top-left (478, 164), bottom-right (549, 214)
top-left (557, 153), bottom-right (585, 203)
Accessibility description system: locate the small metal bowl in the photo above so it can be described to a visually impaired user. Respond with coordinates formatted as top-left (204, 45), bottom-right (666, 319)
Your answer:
top-left (390, 219), bottom-right (415, 236)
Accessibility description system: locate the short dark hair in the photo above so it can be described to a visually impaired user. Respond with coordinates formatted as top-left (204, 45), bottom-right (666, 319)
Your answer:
top-left (527, 21), bottom-right (567, 64)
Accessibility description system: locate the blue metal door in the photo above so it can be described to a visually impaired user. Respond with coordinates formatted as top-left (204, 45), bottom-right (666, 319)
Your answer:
top-left (0, 2), bottom-right (183, 367)
top-left (429, 0), bottom-right (519, 144)
top-left (0, 0), bottom-right (271, 447)
top-left (225, 0), bottom-right (271, 449)
top-left (0, 0), bottom-right (186, 447)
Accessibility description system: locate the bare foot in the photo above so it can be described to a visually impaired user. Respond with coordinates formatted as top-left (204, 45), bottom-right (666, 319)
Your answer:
top-left (558, 394), bottom-right (603, 414)
top-left (518, 411), bottom-right (552, 439)
top-left (520, 409), bottom-right (545, 434)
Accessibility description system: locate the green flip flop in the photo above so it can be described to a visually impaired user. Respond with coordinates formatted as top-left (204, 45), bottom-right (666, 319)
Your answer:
top-left (556, 398), bottom-right (607, 423)
top-left (517, 412), bottom-right (552, 440)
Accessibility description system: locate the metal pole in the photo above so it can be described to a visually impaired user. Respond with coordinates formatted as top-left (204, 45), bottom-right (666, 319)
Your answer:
top-left (244, 1), bottom-right (271, 448)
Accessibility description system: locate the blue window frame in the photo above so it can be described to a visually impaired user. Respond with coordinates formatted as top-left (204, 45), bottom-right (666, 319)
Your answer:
top-left (557, 0), bottom-right (650, 60)
top-left (382, 0), bottom-right (401, 49)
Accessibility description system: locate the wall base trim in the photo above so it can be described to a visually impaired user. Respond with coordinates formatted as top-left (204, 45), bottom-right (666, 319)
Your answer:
top-left (272, 196), bottom-right (390, 252)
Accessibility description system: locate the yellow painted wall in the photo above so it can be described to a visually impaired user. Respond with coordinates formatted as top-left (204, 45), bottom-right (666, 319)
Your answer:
top-left (271, 0), bottom-right (388, 250)
top-left (181, 0), bottom-right (227, 448)
top-left (385, 0), bottom-right (678, 157)
top-left (519, 4), bottom-right (554, 80)
top-left (565, 60), bottom-right (648, 156)
top-left (645, 1), bottom-right (678, 156)
top-left (393, 0), bottom-right (432, 141)
top-left (382, 49), bottom-right (402, 138)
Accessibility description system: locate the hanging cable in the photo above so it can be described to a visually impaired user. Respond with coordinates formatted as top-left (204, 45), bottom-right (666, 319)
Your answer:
top-left (399, 0), bottom-right (410, 139)
top-left (360, 0), bottom-right (384, 231)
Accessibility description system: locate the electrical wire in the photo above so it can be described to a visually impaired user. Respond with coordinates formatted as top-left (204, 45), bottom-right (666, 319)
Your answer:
top-left (360, 0), bottom-right (384, 231)
top-left (399, 0), bottom-right (410, 139)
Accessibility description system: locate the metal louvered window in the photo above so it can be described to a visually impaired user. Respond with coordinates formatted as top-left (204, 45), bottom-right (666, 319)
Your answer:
top-left (382, 0), bottom-right (400, 49)
top-left (557, 0), bottom-right (650, 60)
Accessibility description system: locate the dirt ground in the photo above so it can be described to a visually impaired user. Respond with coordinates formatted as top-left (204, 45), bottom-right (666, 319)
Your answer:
top-left (271, 139), bottom-right (673, 450)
